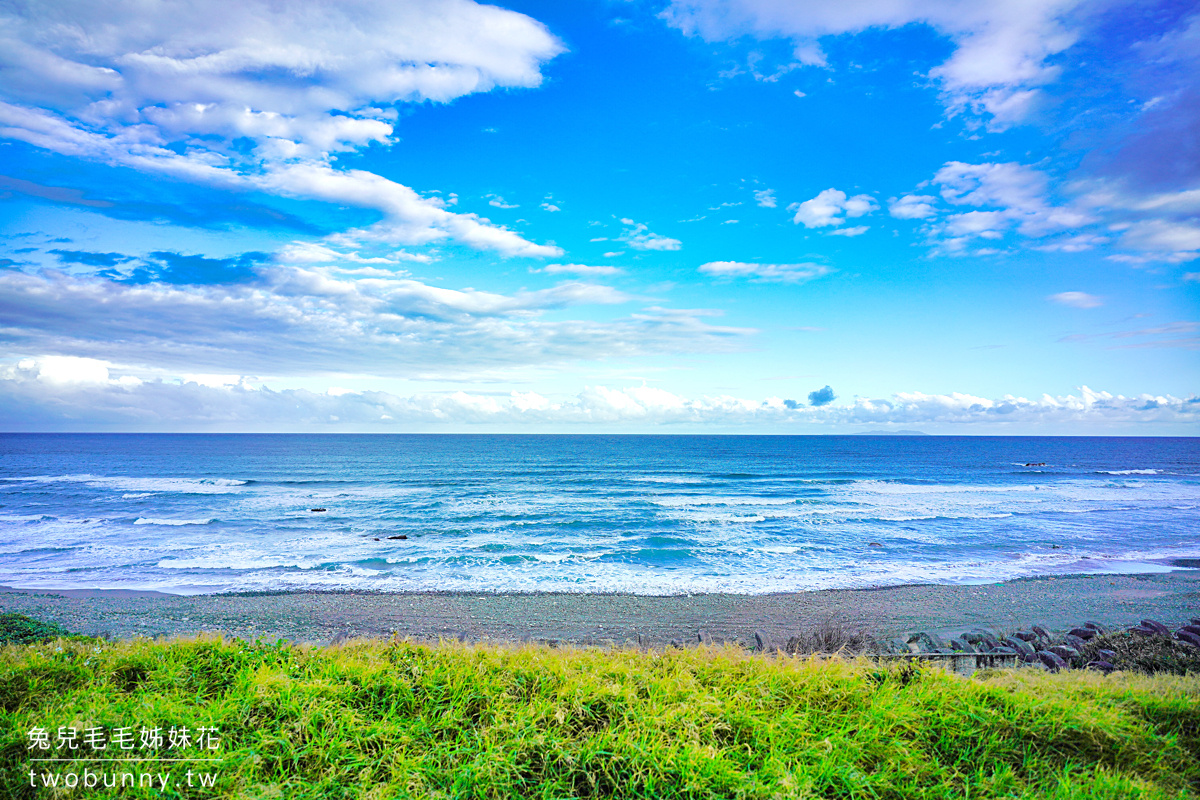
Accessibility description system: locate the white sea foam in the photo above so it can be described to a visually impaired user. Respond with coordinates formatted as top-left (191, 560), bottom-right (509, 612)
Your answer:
top-left (1100, 469), bottom-right (1161, 475)
top-left (157, 555), bottom-right (319, 570)
top-left (650, 495), bottom-right (796, 507)
top-left (134, 517), bottom-right (215, 526)
top-left (11, 474), bottom-right (248, 493)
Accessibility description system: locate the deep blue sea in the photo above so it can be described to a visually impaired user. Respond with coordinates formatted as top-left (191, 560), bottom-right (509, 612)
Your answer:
top-left (0, 434), bottom-right (1197, 595)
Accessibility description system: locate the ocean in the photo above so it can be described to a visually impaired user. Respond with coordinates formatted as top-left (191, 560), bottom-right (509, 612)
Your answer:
top-left (0, 434), bottom-right (1197, 595)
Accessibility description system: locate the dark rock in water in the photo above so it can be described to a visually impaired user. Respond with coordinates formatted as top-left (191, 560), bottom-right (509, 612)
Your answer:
top-left (670, 639), bottom-right (682, 649)
top-left (387, 535), bottom-right (407, 540)
top-left (1064, 634), bottom-right (1087, 649)
top-left (1083, 621), bottom-right (1107, 634)
top-left (697, 629), bottom-right (712, 646)
top-left (868, 542), bottom-right (883, 547)
top-left (637, 633), bottom-right (651, 649)
top-left (1141, 619), bottom-right (1170, 636)
top-left (949, 638), bottom-right (976, 653)
top-left (960, 631), bottom-right (989, 645)
top-left (373, 537), bottom-right (379, 541)
top-left (1013, 630), bottom-right (1038, 642)
top-left (1181, 624), bottom-right (1200, 637)
top-left (1086, 660), bottom-right (1116, 673)
top-left (906, 632), bottom-right (942, 653)
top-left (1176, 631), bottom-right (1200, 648)
top-left (1049, 645), bottom-right (1079, 662)
top-left (1037, 650), bottom-right (1068, 671)
top-left (975, 639), bottom-right (995, 653)
top-left (1068, 627), bottom-right (1096, 641)
top-left (1031, 625), bottom-right (1052, 644)
top-left (1004, 636), bottom-right (1035, 656)
top-left (1097, 649), bottom-right (1117, 662)
top-left (310, 508), bottom-right (327, 512)
top-left (1128, 626), bottom-right (1157, 637)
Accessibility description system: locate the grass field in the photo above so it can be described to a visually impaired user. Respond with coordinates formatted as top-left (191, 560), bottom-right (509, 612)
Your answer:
top-left (1, 633), bottom-right (1198, 799)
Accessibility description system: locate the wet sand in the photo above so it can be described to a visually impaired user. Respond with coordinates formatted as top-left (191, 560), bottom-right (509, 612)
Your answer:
top-left (4, 570), bottom-right (1198, 647)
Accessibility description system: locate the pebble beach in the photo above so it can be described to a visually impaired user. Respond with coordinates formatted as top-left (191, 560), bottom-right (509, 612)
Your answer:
top-left (4, 569), bottom-right (1198, 648)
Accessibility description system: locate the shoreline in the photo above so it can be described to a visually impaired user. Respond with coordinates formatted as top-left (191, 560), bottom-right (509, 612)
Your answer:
top-left (3, 570), bottom-right (1198, 647)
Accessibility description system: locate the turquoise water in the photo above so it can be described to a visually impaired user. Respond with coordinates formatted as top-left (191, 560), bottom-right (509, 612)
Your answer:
top-left (1, 434), bottom-right (1197, 594)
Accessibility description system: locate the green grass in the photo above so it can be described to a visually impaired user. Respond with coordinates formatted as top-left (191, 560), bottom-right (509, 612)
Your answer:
top-left (1, 635), bottom-right (1198, 799)
top-left (0, 614), bottom-right (72, 646)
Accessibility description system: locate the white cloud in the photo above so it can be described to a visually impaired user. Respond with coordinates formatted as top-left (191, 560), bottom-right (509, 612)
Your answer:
top-left (1116, 219), bottom-right (1200, 261)
top-left (1048, 291), bottom-right (1102, 309)
top-left (945, 210), bottom-right (1008, 237)
top-left (540, 202), bottom-right (561, 212)
top-left (754, 188), bottom-right (777, 208)
top-left (618, 219), bottom-right (683, 251)
top-left (888, 194), bottom-right (938, 220)
top-left (828, 225), bottom-right (869, 237)
top-left (791, 188), bottom-right (877, 228)
top-left (268, 164), bottom-right (562, 258)
top-left (540, 263), bottom-right (622, 276)
top-left (0, 268), bottom-right (755, 380)
top-left (2, 375), bottom-right (1194, 432)
top-left (1034, 233), bottom-right (1108, 253)
top-left (34, 356), bottom-right (111, 385)
top-left (487, 194), bottom-right (519, 209)
top-left (275, 241), bottom-right (431, 265)
top-left (915, 161), bottom-right (1096, 251)
top-left (0, 0), bottom-right (564, 257)
top-left (698, 261), bottom-right (832, 283)
top-left (661, 0), bottom-right (1085, 127)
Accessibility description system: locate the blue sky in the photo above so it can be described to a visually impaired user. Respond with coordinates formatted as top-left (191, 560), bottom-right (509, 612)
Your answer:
top-left (0, 0), bottom-right (1197, 432)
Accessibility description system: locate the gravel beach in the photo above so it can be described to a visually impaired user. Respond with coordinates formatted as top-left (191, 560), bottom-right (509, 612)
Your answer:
top-left (4, 570), bottom-right (1199, 647)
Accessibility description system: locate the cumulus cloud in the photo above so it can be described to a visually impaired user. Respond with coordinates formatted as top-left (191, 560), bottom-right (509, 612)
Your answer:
top-left (1, 373), bottom-right (1193, 432)
top-left (791, 188), bottom-right (877, 229)
top-left (617, 219), bottom-right (683, 251)
top-left (0, 0), bottom-right (564, 257)
top-left (0, 267), bottom-right (755, 379)
top-left (662, 0), bottom-right (1085, 127)
top-left (889, 194), bottom-right (938, 220)
top-left (698, 261), bottom-right (832, 283)
top-left (908, 160), bottom-right (1096, 252)
top-left (807, 385), bottom-right (836, 406)
top-left (1049, 291), bottom-right (1102, 309)
top-left (754, 188), bottom-right (777, 208)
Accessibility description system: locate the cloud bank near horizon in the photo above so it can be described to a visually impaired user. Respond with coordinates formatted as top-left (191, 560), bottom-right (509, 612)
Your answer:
top-left (2, 360), bottom-right (1193, 432)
